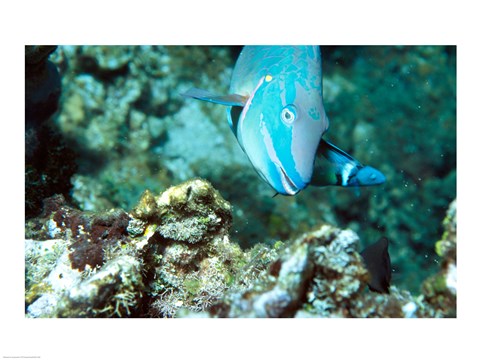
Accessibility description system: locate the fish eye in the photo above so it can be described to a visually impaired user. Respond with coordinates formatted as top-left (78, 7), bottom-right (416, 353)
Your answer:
top-left (281, 105), bottom-right (297, 124)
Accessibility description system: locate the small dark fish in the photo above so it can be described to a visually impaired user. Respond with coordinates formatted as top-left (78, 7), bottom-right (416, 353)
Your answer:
top-left (360, 237), bottom-right (391, 294)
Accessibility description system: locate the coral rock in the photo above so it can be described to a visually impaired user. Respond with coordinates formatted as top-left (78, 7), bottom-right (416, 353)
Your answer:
top-left (207, 225), bottom-right (368, 318)
top-left (132, 178), bottom-right (232, 244)
top-left (25, 182), bottom-right (456, 318)
top-left (421, 199), bottom-right (457, 317)
top-left (132, 179), bottom-right (242, 317)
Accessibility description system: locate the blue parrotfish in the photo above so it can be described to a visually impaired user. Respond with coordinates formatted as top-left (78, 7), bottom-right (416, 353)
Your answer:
top-left (183, 46), bottom-right (386, 195)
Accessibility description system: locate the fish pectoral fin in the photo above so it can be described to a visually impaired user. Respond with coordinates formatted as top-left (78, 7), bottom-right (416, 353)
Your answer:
top-left (182, 88), bottom-right (248, 107)
top-left (310, 140), bottom-right (361, 187)
top-left (311, 140), bottom-right (386, 187)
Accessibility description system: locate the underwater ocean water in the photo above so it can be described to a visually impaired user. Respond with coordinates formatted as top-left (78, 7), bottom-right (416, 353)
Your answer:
top-left (25, 45), bottom-right (456, 317)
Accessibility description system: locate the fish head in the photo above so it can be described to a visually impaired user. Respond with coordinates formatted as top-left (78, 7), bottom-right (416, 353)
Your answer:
top-left (237, 72), bottom-right (329, 195)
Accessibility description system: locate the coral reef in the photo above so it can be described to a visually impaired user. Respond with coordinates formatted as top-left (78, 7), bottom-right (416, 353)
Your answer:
top-left (25, 125), bottom-right (77, 218)
top-left (25, 46), bottom-right (78, 219)
top-left (132, 179), bottom-right (243, 317)
top-left (45, 46), bottom-right (455, 293)
top-left (25, 195), bottom-right (145, 317)
top-left (24, 45), bottom-right (456, 317)
top-left (25, 179), bottom-right (243, 318)
top-left (184, 225), bottom-right (433, 318)
top-left (25, 178), bottom-right (456, 318)
top-left (50, 46), bottom-right (247, 213)
top-left (421, 199), bottom-right (456, 317)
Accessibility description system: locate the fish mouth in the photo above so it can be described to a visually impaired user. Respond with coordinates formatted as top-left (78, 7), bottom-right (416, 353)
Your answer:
top-left (278, 166), bottom-right (300, 195)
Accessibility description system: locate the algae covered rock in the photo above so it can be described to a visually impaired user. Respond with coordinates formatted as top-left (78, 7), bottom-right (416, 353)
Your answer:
top-left (183, 224), bottom-right (433, 318)
top-left (128, 179), bottom-right (242, 317)
top-left (211, 229), bottom-right (314, 318)
top-left (25, 179), bottom-right (241, 318)
top-left (204, 225), bottom-right (370, 318)
top-left (25, 179), bottom-right (455, 318)
top-left (54, 255), bottom-right (144, 317)
top-left (131, 178), bottom-right (232, 244)
top-left (25, 195), bottom-right (145, 318)
top-left (421, 199), bottom-right (456, 317)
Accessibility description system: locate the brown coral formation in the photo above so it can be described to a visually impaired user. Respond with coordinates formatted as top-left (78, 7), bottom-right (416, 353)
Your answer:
top-left (132, 179), bottom-right (243, 317)
top-left (25, 180), bottom-right (457, 318)
top-left (25, 179), bottom-right (242, 318)
top-left (203, 225), bottom-right (431, 318)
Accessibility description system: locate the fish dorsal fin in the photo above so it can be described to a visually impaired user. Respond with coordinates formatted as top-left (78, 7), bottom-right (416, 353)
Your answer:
top-left (182, 88), bottom-right (247, 107)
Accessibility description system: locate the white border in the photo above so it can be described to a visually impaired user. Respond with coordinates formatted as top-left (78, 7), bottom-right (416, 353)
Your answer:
top-left (2, 1), bottom-right (477, 359)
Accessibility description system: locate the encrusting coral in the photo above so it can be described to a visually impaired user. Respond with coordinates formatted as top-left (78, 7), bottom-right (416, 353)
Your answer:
top-left (25, 179), bottom-right (242, 317)
top-left (133, 179), bottom-right (244, 317)
top-left (188, 225), bottom-right (433, 318)
top-left (25, 195), bottom-right (145, 317)
top-left (25, 179), bottom-right (456, 318)
top-left (420, 199), bottom-right (456, 317)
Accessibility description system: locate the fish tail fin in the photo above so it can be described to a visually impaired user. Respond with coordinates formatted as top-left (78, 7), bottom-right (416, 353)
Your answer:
top-left (182, 88), bottom-right (247, 107)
